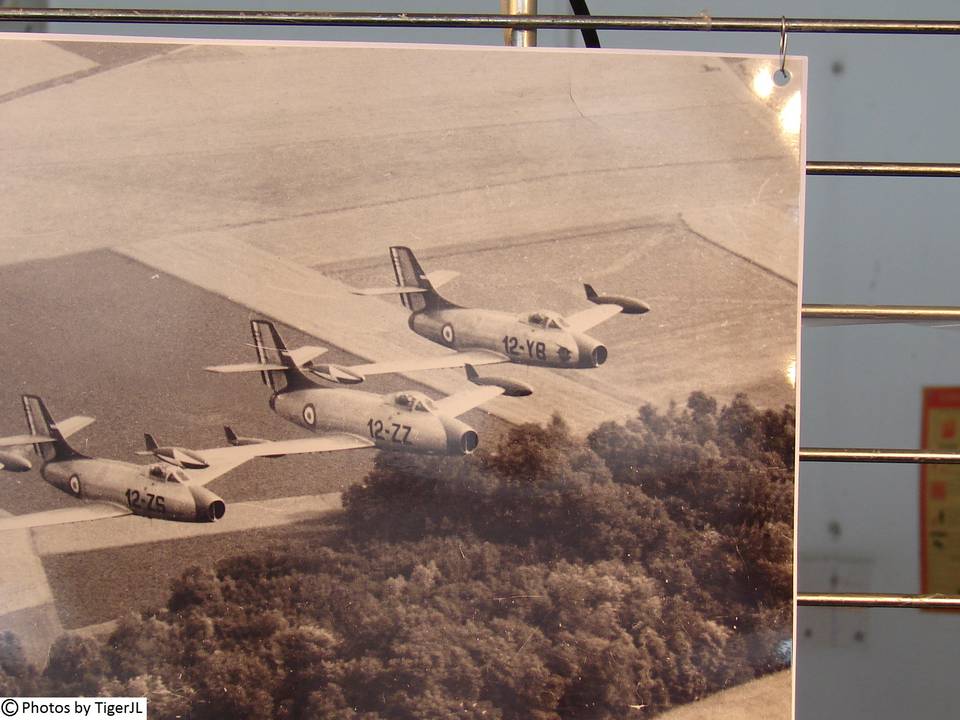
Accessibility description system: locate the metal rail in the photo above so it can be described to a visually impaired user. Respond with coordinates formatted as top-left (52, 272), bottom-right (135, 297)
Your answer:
top-left (800, 449), bottom-right (960, 464)
top-left (797, 593), bottom-right (960, 609)
top-left (3, 9), bottom-right (960, 34)
top-left (803, 305), bottom-right (960, 322)
top-left (807, 162), bottom-right (960, 177)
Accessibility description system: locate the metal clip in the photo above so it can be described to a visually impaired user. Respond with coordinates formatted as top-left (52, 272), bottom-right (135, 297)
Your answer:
top-left (778, 16), bottom-right (790, 82)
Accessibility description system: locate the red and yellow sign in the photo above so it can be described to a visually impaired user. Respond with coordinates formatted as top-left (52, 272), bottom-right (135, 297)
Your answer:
top-left (921, 387), bottom-right (960, 595)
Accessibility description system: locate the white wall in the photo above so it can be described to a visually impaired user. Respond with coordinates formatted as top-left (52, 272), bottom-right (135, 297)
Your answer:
top-left (47, 2), bottom-right (960, 717)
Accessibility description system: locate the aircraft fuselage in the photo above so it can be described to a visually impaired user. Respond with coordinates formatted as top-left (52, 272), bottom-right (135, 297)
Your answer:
top-left (41, 458), bottom-right (225, 522)
top-left (409, 308), bottom-right (608, 368)
top-left (271, 387), bottom-right (479, 455)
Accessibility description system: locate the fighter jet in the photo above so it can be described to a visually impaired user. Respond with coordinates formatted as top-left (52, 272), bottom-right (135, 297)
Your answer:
top-left (206, 319), bottom-right (531, 455)
top-left (0, 395), bottom-right (376, 532)
top-left (338, 245), bottom-right (651, 382)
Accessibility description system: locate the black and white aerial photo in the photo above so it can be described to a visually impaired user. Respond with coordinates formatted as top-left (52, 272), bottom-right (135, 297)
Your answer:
top-left (0, 35), bottom-right (804, 719)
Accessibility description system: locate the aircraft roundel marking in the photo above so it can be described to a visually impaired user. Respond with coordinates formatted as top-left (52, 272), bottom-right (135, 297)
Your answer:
top-left (302, 404), bottom-right (316, 427)
top-left (441, 323), bottom-right (455, 346)
top-left (69, 474), bottom-right (81, 496)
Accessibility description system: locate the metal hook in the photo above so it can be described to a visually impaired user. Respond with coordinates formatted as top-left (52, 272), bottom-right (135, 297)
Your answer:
top-left (778, 16), bottom-right (789, 79)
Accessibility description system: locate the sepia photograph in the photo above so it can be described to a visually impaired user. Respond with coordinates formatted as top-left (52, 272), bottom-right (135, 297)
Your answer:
top-left (0, 35), bottom-right (803, 718)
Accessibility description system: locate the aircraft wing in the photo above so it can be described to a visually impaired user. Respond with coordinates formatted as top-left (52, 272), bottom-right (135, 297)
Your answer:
top-left (432, 386), bottom-right (504, 418)
top-left (0, 503), bottom-right (132, 532)
top-left (57, 415), bottom-right (96, 438)
top-left (287, 345), bottom-right (328, 366)
top-left (205, 361), bottom-right (287, 374)
top-left (425, 270), bottom-right (460, 288)
top-left (564, 304), bottom-right (623, 333)
top-left (351, 286), bottom-right (428, 296)
top-left (183, 433), bottom-right (375, 486)
top-left (346, 349), bottom-right (508, 378)
top-left (0, 433), bottom-right (52, 447)
top-left (351, 272), bottom-right (458, 297)
top-left (206, 345), bottom-right (325, 374)
top-left (0, 415), bottom-right (95, 447)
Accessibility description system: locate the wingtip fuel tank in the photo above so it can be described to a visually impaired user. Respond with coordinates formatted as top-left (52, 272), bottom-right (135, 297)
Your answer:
top-left (307, 364), bottom-right (366, 385)
top-left (584, 283), bottom-right (650, 315)
top-left (137, 434), bottom-right (210, 469)
top-left (465, 364), bottom-right (534, 397)
top-left (0, 450), bottom-right (31, 472)
top-left (223, 426), bottom-right (286, 458)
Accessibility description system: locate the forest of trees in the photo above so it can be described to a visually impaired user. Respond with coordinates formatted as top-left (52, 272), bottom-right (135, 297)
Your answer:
top-left (0, 392), bottom-right (794, 719)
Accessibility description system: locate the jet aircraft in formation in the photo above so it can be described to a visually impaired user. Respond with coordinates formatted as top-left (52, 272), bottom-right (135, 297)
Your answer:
top-left (0, 246), bottom-right (643, 531)
top-left (0, 395), bottom-right (376, 531)
top-left (207, 319), bottom-right (531, 456)
top-left (334, 245), bottom-right (652, 383)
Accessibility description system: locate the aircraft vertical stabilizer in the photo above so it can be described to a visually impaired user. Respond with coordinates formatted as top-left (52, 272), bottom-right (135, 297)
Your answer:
top-left (22, 395), bottom-right (86, 462)
top-left (249, 320), bottom-right (312, 392)
top-left (390, 246), bottom-right (446, 312)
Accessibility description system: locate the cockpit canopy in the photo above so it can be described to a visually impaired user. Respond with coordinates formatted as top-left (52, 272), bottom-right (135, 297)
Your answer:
top-left (390, 391), bottom-right (437, 413)
top-left (523, 310), bottom-right (568, 330)
top-left (148, 464), bottom-right (187, 484)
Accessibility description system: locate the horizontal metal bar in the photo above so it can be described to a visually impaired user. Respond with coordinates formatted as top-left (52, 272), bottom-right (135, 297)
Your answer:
top-left (807, 161), bottom-right (960, 177)
top-left (800, 449), bottom-right (960, 464)
top-left (3, 9), bottom-right (960, 34)
top-left (803, 304), bottom-right (960, 322)
top-left (798, 592), bottom-right (960, 609)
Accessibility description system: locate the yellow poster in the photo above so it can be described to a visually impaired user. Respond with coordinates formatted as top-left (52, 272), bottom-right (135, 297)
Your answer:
top-left (921, 387), bottom-right (960, 595)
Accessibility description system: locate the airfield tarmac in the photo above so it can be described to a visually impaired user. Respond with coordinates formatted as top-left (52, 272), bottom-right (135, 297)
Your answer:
top-left (1, 37), bottom-right (800, 665)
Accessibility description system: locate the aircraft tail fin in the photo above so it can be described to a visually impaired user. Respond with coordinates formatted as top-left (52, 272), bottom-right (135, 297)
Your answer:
top-left (250, 320), bottom-right (313, 392)
top-left (389, 246), bottom-right (450, 312)
top-left (21, 395), bottom-right (86, 463)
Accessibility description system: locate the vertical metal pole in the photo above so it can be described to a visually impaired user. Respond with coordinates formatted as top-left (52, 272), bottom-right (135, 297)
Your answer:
top-left (501, 0), bottom-right (538, 47)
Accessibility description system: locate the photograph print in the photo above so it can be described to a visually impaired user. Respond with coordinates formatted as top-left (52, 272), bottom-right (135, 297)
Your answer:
top-left (0, 34), bottom-right (804, 719)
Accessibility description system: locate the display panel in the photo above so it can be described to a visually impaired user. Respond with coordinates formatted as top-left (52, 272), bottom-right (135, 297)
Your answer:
top-left (0, 35), bottom-right (804, 718)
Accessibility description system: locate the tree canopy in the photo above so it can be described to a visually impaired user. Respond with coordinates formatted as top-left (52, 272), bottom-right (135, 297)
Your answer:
top-left (26, 392), bottom-right (794, 719)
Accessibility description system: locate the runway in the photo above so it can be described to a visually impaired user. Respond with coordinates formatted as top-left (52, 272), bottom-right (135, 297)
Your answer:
top-left (1, 36), bottom-right (801, 665)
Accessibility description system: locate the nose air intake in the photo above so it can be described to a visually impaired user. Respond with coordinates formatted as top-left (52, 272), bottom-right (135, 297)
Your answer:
top-left (574, 336), bottom-right (609, 368)
top-left (461, 430), bottom-right (479, 454)
top-left (441, 416), bottom-right (480, 455)
top-left (190, 486), bottom-right (227, 522)
top-left (206, 500), bottom-right (226, 522)
top-left (592, 344), bottom-right (608, 367)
